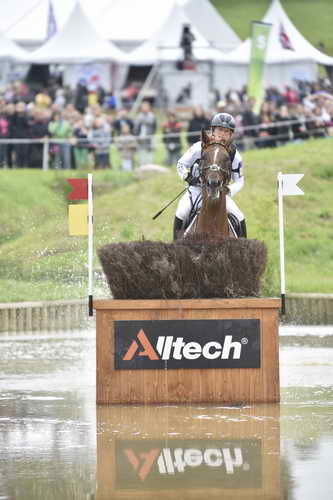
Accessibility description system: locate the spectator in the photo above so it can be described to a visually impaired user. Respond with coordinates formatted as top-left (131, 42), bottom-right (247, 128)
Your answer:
top-left (88, 117), bottom-right (111, 169)
top-left (35, 88), bottom-right (52, 109)
top-left (116, 123), bottom-right (138, 171)
top-left (104, 90), bottom-right (117, 111)
top-left (5, 103), bottom-right (15, 168)
top-left (29, 109), bottom-right (49, 168)
top-left (12, 102), bottom-right (30, 168)
top-left (48, 111), bottom-right (73, 169)
top-left (187, 105), bottom-right (210, 146)
top-left (275, 105), bottom-right (292, 144)
top-left (134, 101), bottom-right (157, 166)
top-left (113, 108), bottom-right (134, 136)
top-left (257, 112), bottom-right (276, 148)
top-left (73, 118), bottom-right (90, 169)
top-left (74, 79), bottom-right (88, 113)
top-left (162, 111), bottom-right (182, 166)
top-left (0, 102), bottom-right (9, 168)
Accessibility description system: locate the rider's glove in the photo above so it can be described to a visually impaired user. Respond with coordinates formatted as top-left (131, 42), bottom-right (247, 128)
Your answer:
top-left (183, 171), bottom-right (199, 186)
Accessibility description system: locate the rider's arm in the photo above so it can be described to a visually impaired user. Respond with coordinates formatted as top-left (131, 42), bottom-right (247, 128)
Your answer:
top-left (229, 150), bottom-right (244, 197)
top-left (177, 141), bottom-right (201, 180)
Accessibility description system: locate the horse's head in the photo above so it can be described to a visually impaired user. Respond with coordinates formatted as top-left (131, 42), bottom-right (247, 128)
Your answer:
top-left (199, 128), bottom-right (232, 201)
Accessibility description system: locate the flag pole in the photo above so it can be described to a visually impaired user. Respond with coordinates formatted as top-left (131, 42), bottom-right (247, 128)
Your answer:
top-left (88, 173), bottom-right (93, 316)
top-left (277, 171), bottom-right (286, 315)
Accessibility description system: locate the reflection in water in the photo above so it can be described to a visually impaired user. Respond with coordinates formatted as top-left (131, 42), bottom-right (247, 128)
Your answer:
top-left (0, 326), bottom-right (332, 499)
top-left (97, 404), bottom-right (280, 499)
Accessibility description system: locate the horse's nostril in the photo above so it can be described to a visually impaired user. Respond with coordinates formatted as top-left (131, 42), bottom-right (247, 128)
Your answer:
top-left (208, 178), bottom-right (220, 188)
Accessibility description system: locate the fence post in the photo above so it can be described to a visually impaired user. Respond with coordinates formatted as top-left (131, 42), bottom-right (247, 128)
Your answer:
top-left (42, 138), bottom-right (49, 171)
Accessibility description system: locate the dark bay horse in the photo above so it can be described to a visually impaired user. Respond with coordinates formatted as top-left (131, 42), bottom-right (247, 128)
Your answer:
top-left (187, 129), bottom-right (234, 238)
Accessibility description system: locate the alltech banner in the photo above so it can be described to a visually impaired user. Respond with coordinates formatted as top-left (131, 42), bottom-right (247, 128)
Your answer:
top-left (116, 438), bottom-right (262, 489)
top-left (115, 319), bottom-right (260, 370)
top-left (248, 21), bottom-right (272, 114)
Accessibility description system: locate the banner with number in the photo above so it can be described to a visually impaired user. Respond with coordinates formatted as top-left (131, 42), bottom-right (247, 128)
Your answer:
top-left (248, 22), bottom-right (272, 115)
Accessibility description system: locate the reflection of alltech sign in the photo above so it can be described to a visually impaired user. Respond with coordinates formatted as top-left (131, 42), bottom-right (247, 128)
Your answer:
top-left (116, 439), bottom-right (262, 489)
top-left (115, 319), bottom-right (260, 369)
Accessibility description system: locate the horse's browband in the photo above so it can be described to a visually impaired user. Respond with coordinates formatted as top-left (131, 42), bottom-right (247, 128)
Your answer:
top-left (201, 141), bottom-right (230, 153)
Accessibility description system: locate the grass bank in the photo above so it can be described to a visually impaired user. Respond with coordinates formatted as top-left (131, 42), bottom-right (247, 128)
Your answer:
top-left (0, 138), bottom-right (332, 302)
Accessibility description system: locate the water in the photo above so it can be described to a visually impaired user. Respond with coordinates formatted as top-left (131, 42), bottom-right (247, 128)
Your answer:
top-left (0, 326), bottom-right (333, 499)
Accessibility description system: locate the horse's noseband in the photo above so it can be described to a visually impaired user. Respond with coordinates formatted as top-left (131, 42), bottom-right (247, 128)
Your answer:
top-left (199, 162), bottom-right (231, 189)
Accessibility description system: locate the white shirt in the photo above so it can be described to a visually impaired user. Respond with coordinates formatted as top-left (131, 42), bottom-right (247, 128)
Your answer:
top-left (177, 141), bottom-right (244, 197)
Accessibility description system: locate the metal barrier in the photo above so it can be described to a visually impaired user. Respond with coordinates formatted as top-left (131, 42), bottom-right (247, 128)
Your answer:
top-left (0, 117), bottom-right (331, 171)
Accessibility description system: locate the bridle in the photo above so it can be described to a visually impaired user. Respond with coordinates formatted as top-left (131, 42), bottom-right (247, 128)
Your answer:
top-left (199, 141), bottom-right (231, 191)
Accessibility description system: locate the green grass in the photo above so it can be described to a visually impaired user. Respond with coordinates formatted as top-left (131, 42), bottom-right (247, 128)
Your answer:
top-left (211, 0), bottom-right (333, 56)
top-left (0, 138), bottom-right (332, 302)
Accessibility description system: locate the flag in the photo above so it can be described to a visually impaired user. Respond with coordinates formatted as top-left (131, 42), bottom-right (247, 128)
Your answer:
top-left (68, 204), bottom-right (88, 236)
top-left (248, 22), bottom-right (272, 115)
top-left (280, 174), bottom-right (304, 196)
top-left (67, 178), bottom-right (88, 200)
top-left (279, 23), bottom-right (294, 51)
top-left (47, 0), bottom-right (57, 40)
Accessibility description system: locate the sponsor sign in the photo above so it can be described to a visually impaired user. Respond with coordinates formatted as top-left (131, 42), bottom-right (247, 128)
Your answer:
top-left (248, 21), bottom-right (272, 114)
top-left (116, 438), bottom-right (262, 490)
top-left (115, 319), bottom-right (260, 370)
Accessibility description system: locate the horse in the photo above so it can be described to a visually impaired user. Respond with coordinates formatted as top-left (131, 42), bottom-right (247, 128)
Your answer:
top-left (185, 128), bottom-right (236, 239)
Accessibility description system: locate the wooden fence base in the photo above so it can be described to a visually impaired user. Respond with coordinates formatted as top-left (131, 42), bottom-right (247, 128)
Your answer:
top-left (95, 298), bottom-right (281, 404)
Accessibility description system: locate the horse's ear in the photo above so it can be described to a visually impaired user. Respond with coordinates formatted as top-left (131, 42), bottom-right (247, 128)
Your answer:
top-left (201, 127), bottom-right (210, 147)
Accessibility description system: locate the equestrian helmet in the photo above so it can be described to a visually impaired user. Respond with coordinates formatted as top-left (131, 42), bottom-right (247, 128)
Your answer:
top-left (211, 112), bottom-right (236, 131)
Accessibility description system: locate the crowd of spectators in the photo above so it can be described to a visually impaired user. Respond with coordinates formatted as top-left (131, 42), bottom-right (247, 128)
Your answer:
top-left (0, 77), bottom-right (332, 170)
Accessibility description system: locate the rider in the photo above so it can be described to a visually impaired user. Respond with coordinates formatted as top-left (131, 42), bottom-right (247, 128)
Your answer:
top-left (173, 112), bottom-right (246, 239)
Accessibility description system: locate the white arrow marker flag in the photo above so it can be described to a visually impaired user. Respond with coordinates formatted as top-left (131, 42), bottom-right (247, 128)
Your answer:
top-left (277, 172), bottom-right (304, 314)
top-left (281, 173), bottom-right (304, 196)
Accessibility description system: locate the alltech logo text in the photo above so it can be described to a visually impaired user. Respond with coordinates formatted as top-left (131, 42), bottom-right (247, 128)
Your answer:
top-left (116, 439), bottom-right (262, 489)
top-left (115, 319), bottom-right (260, 370)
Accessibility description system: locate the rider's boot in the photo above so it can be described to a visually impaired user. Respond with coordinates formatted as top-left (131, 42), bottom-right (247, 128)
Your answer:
top-left (173, 216), bottom-right (184, 240)
top-left (239, 219), bottom-right (247, 238)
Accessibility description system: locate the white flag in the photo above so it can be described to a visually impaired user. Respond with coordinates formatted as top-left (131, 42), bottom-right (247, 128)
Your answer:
top-left (281, 173), bottom-right (304, 196)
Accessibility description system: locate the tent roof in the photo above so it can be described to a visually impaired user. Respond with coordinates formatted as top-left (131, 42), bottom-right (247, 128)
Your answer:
top-left (0, 31), bottom-right (28, 62)
top-left (184, 0), bottom-right (240, 52)
top-left (24, 2), bottom-right (125, 64)
top-left (122, 3), bottom-right (225, 65)
top-left (96, 0), bottom-right (176, 43)
top-left (222, 0), bottom-right (333, 65)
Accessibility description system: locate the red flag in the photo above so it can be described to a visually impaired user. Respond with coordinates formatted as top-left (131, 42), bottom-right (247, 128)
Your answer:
top-left (67, 178), bottom-right (88, 200)
top-left (279, 23), bottom-right (294, 50)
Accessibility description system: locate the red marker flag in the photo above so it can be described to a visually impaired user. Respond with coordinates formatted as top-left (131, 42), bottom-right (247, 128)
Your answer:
top-left (67, 178), bottom-right (88, 200)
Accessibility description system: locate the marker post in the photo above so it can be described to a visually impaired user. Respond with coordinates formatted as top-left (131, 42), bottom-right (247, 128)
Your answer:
top-left (88, 173), bottom-right (94, 316)
top-left (277, 172), bottom-right (286, 314)
top-left (277, 172), bottom-right (304, 316)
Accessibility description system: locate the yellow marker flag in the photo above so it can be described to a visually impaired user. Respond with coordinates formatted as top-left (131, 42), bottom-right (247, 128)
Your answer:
top-left (68, 204), bottom-right (88, 235)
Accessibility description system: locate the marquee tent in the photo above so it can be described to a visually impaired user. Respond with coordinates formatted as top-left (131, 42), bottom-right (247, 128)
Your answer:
top-left (214, 0), bottom-right (333, 94)
top-left (184, 0), bottom-right (240, 52)
top-left (24, 2), bottom-right (125, 65)
top-left (120, 3), bottom-right (227, 108)
top-left (0, 31), bottom-right (28, 62)
top-left (0, 30), bottom-right (29, 87)
top-left (122, 3), bottom-right (225, 65)
top-left (2, 0), bottom-right (241, 54)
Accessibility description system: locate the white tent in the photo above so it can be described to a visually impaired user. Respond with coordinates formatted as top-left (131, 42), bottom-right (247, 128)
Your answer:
top-left (123, 3), bottom-right (225, 65)
top-left (24, 2), bottom-right (125, 65)
top-left (0, 31), bottom-right (29, 87)
top-left (215, 0), bottom-right (333, 94)
top-left (184, 0), bottom-right (241, 52)
top-left (0, 31), bottom-right (28, 62)
top-left (121, 3), bottom-right (226, 108)
top-left (97, 0), bottom-right (176, 52)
